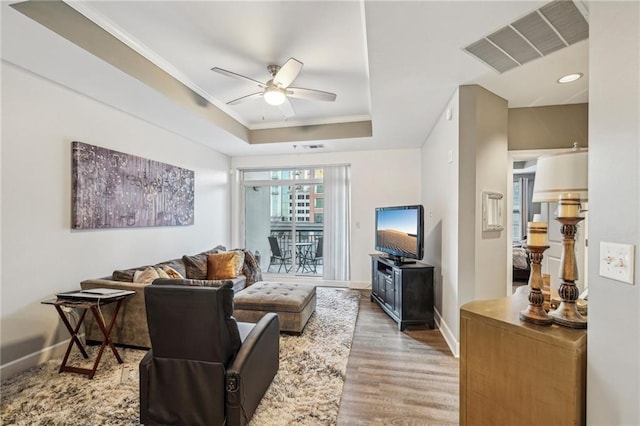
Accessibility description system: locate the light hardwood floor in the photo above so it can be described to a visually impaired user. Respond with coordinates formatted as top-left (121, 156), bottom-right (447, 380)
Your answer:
top-left (337, 292), bottom-right (459, 425)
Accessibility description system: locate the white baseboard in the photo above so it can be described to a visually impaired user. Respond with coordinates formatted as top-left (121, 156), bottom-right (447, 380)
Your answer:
top-left (435, 308), bottom-right (459, 358)
top-left (347, 280), bottom-right (370, 290)
top-left (0, 339), bottom-right (71, 380)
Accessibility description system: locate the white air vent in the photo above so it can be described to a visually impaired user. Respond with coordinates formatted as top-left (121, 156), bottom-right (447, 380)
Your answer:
top-left (293, 144), bottom-right (325, 150)
top-left (464, 0), bottom-right (588, 73)
top-left (466, 39), bottom-right (519, 73)
top-left (512, 11), bottom-right (566, 55)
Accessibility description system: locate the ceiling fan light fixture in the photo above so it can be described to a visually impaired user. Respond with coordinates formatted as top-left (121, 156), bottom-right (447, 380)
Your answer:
top-left (264, 86), bottom-right (286, 106)
top-left (212, 58), bottom-right (336, 117)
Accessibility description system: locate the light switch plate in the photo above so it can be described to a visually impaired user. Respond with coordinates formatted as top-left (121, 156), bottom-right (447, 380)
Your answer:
top-left (599, 242), bottom-right (635, 284)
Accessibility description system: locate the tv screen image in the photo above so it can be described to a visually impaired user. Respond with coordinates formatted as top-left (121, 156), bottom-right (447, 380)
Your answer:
top-left (375, 205), bottom-right (424, 261)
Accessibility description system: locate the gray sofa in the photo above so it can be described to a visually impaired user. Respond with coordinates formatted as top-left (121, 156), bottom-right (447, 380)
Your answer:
top-left (80, 246), bottom-right (261, 348)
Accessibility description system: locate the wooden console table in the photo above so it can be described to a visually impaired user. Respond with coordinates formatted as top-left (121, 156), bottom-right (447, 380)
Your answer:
top-left (42, 292), bottom-right (133, 379)
top-left (460, 291), bottom-right (587, 426)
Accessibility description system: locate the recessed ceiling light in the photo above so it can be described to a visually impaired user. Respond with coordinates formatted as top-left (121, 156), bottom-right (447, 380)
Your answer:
top-left (557, 73), bottom-right (583, 84)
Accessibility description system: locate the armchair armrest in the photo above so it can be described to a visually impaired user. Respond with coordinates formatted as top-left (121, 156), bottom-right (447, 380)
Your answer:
top-left (139, 350), bottom-right (153, 425)
top-left (226, 313), bottom-right (280, 426)
top-left (151, 277), bottom-right (247, 293)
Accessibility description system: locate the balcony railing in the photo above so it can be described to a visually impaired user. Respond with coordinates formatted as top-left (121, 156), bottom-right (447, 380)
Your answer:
top-left (267, 222), bottom-right (323, 275)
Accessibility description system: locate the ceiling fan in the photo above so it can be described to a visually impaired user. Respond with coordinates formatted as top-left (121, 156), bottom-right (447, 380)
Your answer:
top-left (211, 58), bottom-right (337, 118)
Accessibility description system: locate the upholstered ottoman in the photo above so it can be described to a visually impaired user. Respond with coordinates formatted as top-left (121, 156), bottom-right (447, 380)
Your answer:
top-left (233, 282), bottom-right (316, 334)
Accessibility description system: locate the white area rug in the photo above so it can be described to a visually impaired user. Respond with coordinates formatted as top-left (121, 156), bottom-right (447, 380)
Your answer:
top-left (1, 287), bottom-right (360, 425)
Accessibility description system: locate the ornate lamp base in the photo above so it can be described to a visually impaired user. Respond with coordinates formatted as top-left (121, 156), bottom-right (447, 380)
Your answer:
top-left (551, 216), bottom-right (587, 329)
top-left (548, 280), bottom-right (587, 328)
top-left (520, 245), bottom-right (553, 326)
top-left (520, 296), bottom-right (553, 325)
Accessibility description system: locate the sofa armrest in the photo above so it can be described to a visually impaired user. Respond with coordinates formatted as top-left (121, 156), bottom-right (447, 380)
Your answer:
top-left (81, 278), bottom-right (147, 292)
top-left (226, 313), bottom-right (279, 426)
top-left (80, 279), bottom-right (150, 348)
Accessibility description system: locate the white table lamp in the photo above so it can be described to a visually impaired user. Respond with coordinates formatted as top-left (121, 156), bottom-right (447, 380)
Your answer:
top-left (532, 143), bottom-right (588, 328)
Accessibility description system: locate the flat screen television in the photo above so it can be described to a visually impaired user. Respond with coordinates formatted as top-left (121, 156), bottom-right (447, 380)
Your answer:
top-left (375, 205), bottom-right (424, 264)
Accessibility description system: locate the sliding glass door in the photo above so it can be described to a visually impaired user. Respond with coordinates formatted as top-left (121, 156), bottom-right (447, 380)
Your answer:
top-left (241, 168), bottom-right (324, 276)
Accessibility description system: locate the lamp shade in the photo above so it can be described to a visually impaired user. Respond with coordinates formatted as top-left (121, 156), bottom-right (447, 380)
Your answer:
top-left (532, 148), bottom-right (588, 203)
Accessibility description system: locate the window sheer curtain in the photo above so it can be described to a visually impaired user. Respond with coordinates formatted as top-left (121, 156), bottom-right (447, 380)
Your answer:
top-left (515, 177), bottom-right (530, 240)
top-left (323, 165), bottom-right (351, 281)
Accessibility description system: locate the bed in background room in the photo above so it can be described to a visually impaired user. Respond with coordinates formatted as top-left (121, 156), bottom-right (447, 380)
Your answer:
top-left (512, 242), bottom-right (530, 283)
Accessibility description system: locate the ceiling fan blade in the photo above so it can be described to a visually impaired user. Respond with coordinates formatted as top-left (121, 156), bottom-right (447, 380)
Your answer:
top-left (227, 92), bottom-right (263, 105)
top-left (278, 97), bottom-right (296, 118)
top-left (273, 58), bottom-right (303, 88)
top-left (287, 87), bottom-right (337, 102)
top-left (211, 67), bottom-right (266, 89)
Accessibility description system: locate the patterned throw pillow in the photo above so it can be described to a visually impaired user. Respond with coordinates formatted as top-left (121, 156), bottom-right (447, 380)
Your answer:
top-left (113, 266), bottom-right (149, 282)
top-left (162, 266), bottom-right (184, 279)
top-left (182, 253), bottom-right (208, 280)
top-left (155, 259), bottom-right (187, 278)
top-left (203, 245), bottom-right (227, 255)
top-left (241, 250), bottom-right (263, 286)
top-left (155, 267), bottom-right (170, 279)
top-left (229, 250), bottom-right (245, 276)
top-left (207, 252), bottom-right (241, 280)
top-left (133, 266), bottom-right (160, 284)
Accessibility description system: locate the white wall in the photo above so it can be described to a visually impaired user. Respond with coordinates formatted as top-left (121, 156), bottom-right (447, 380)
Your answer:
top-left (1, 62), bottom-right (232, 378)
top-left (231, 149), bottom-right (422, 285)
top-left (587, 3), bottom-right (640, 425)
top-left (421, 90), bottom-right (460, 354)
top-left (467, 86), bottom-right (509, 301)
top-left (421, 85), bottom-right (508, 357)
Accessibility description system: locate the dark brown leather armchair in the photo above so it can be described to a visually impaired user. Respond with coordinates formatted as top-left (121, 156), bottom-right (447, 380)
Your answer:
top-left (139, 280), bottom-right (279, 425)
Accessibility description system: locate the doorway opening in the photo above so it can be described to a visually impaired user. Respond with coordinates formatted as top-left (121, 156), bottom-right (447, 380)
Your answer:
top-left (507, 149), bottom-right (588, 298)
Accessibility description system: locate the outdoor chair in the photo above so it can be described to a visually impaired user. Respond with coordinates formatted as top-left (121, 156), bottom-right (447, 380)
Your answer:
top-left (267, 236), bottom-right (292, 273)
top-left (307, 237), bottom-right (323, 274)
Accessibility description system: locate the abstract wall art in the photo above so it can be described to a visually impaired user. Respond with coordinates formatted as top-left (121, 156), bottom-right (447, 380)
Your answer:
top-left (72, 141), bottom-right (194, 229)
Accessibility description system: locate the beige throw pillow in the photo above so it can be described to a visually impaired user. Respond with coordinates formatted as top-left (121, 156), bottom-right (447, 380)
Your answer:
top-left (133, 266), bottom-right (160, 284)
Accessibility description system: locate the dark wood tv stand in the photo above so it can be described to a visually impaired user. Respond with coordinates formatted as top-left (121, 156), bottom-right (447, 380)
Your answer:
top-left (370, 254), bottom-right (435, 330)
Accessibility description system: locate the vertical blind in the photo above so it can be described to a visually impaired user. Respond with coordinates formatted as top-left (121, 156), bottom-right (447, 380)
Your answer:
top-left (322, 165), bottom-right (351, 281)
